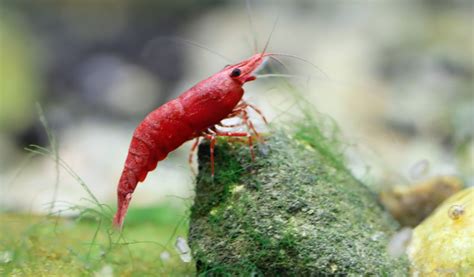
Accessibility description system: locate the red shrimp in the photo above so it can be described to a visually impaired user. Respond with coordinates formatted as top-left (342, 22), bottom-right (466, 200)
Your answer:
top-left (113, 52), bottom-right (271, 228)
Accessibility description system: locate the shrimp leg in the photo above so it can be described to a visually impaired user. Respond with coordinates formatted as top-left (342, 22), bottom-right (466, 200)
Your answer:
top-left (205, 129), bottom-right (254, 177)
top-left (236, 100), bottom-right (268, 125)
top-left (245, 102), bottom-right (268, 125)
top-left (188, 137), bottom-right (200, 176)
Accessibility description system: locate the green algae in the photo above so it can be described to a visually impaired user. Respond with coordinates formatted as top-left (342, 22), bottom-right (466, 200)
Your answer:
top-left (0, 204), bottom-right (193, 276)
top-left (189, 121), bottom-right (408, 275)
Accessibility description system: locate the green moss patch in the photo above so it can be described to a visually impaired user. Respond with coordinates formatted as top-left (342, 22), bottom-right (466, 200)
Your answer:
top-left (0, 204), bottom-right (194, 276)
top-left (189, 126), bottom-right (408, 275)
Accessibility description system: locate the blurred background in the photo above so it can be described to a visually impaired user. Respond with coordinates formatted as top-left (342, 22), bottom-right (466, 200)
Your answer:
top-left (0, 0), bottom-right (472, 214)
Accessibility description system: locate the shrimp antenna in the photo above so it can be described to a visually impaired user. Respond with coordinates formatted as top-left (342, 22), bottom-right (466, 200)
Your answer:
top-left (270, 53), bottom-right (330, 79)
top-left (256, 73), bottom-right (308, 79)
top-left (267, 56), bottom-right (290, 73)
top-left (260, 13), bottom-right (280, 58)
top-left (246, 0), bottom-right (258, 53)
top-left (143, 36), bottom-right (234, 63)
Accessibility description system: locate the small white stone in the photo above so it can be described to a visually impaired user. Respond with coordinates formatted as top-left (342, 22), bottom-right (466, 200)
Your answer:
top-left (94, 264), bottom-right (113, 277)
top-left (175, 237), bottom-right (192, 263)
top-left (0, 251), bottom-right (12, 264)
top-left (409, 159), bottom-right (430, 180)
top-left (160, 251), bottom-right (171, 262)
top-left (387, 227), bottom-right (413, 258)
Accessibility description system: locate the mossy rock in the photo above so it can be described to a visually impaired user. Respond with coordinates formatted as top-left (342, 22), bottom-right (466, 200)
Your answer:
top-left (189, 129), bottom-right (408, 276)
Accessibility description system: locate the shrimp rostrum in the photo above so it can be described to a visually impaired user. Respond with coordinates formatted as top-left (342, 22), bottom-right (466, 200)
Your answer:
top-left (113, 52), bottom-right (272, 228)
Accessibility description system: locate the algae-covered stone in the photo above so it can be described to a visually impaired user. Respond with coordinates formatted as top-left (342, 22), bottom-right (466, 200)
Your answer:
top-left (189, 128), bottom-right (408, 275)
top-left (407, 187), bottom-right (474, 275)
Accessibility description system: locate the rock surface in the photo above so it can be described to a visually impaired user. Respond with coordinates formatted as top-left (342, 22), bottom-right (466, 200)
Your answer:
top-left (380, 176), bottom-right (463, 226)
top-left (407, 187), bottom-right (474, 275)
top-left (189, 125), bottom-right (408, 275)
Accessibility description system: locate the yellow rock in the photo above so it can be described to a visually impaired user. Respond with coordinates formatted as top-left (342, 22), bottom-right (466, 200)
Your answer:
top-left (407, 187), bottom-right (474, 275)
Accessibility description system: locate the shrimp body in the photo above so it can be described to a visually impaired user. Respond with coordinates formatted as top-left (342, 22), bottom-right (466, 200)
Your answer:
top-left (113, 53), bottom-right (266, 228)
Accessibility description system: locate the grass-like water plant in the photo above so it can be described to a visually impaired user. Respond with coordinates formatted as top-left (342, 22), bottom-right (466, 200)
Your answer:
top-left (0, 105), bottom-right (195, 276)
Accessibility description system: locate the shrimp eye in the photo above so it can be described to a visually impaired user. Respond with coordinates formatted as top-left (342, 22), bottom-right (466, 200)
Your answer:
top-left (230, 68), bottom-right (241, 78)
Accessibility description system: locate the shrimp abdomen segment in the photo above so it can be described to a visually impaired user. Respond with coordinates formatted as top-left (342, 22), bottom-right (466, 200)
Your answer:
top-left (125, 99), bottom-right (195, 182)
top-left (114, 99), bottom-right (196, 228)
